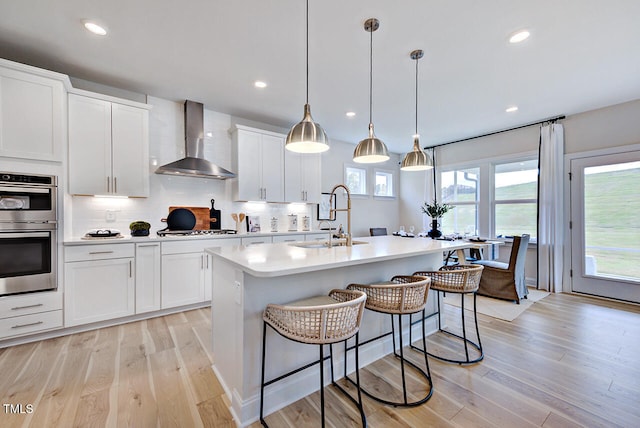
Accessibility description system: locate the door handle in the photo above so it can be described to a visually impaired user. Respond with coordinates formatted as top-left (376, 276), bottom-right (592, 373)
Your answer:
top-left (12, 321), bottom-right (44, 329)
top-left (114, 177), bottom-right (117, 193)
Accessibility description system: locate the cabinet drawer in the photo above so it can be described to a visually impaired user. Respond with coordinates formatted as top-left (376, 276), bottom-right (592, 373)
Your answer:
top-left (0, 310), bottom-right (63, 339)
top-left (272, 235), bottom-right (300, 243)
top-left (241, 236), bottom-right (272, 246)
top-left (161, 237), bottom-right (240, 255)
top-left (0, 291), bottom-right (62, 319)
top-left (65, 243), bottom-right (135, 262)
top-left (305, 233), bottom-right (328, 242)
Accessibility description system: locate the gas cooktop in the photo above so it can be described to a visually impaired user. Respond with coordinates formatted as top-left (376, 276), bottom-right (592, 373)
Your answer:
top-left (157, 229), bottom-right (237, 237)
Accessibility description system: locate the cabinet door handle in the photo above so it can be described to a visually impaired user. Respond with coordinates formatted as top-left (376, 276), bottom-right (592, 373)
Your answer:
top-left (11, 303), bottom-right (44, 311)
top-left (12, 321), bottom-right (44, 329)
top-left (129, 260), bottom-right (133, 277)
top-left (89, 250), bottom-right (114, 255)
top-left (137, 244), bottom-right (159, 248)
top-left (114, 177), bottom-right (118, 193)
top-left (107, 176), bottom-right (110, 193)
top-left (205, 254), bottom-right (209, 269)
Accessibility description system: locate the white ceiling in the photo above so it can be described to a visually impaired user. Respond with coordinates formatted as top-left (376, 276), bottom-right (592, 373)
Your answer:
top-left (1, 0), bottom-right (640, 154)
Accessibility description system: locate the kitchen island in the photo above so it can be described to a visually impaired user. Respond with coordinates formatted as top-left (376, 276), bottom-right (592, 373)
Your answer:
top-left (207, 235), bottom-right (470, 426)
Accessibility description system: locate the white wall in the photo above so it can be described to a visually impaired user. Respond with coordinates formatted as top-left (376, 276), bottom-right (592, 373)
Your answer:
top-left (67, 96), bottom-right (403, 239)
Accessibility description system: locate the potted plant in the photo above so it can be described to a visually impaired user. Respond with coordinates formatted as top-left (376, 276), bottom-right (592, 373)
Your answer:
top-left (129, 221), bottom-right (151, 237)
top-left (421, 200), bottom-right (454, 238)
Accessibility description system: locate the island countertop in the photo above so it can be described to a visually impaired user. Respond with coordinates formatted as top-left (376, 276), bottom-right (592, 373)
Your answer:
top-left (206, 235), bottom-right (470, 277)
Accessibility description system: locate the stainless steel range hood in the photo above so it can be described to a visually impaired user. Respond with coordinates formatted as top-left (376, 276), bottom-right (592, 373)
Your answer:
top-left (155, 100), bottom-right (236, 179)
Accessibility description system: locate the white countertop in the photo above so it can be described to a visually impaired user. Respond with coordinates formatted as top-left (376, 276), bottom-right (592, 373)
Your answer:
top-left (207, 235), bottom-right (471, 277)
top-left (63, 230), bottom-right (325, 246)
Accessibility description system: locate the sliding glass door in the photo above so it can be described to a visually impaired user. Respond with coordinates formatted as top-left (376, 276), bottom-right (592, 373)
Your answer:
top-left (569, 151), bottom-right (640, 302)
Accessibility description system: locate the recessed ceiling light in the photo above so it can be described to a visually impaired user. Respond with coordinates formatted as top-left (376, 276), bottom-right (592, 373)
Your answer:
top-left (205, 132), bottom-right (213, 137)
top-left (346, 111), bottom-right (356, 118)
top-left (509, 30), bottom-right (530, 44)
top-left (506, 106), bottom-right (519, 113)
top-left (254, 81), bottom-right (267, 88)
top-left (83, 21), bottom-right (107, 36)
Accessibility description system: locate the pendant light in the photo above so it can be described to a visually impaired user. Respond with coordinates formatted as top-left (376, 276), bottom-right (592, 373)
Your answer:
top-left (353, 18), bottom-right (389, 163)
top-left (285, 0), bottom-right (329, 153)
top-left (401, 49), bottom-right (433, 171)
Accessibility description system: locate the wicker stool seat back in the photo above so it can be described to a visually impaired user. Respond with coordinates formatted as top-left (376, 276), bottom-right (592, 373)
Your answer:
top-left (263, 289), bottom-right (366, 345)
top-left (416, 264), bottom-right (484, 293)
top-left (346, 275), bottom-right (430, 314)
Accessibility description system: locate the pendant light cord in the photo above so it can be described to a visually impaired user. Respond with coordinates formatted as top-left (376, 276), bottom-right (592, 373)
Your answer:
top-left (305, 0), bottom-right (309, 104)
top-left (415, 55), bottom-right (419, 136)
top-left (369, 25), bottom-right (373, 124)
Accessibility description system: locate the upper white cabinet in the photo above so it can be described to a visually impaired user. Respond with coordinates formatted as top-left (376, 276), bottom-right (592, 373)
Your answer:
top-left (68, 90), bottom-right (150, 197)
top-left (231, 125), bottom-right (284, 202)
top-left (0, 59), bottom-right (69, 161)
top-left (284, 151), bottom-right (321, 203)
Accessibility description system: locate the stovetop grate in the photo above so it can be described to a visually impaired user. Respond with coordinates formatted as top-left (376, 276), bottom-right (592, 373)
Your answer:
top-left (157, 229), bottom-right (237, 237)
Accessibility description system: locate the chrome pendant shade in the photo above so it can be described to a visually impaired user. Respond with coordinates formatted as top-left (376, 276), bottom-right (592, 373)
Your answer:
top-left (354, 123), bottom-right (389, 163)
top-left (401, 49), bottom-right (433, 171)
top-left (285, 103), bottom-right (329, 153)
top-left (353, 18), bottom-right (389, 164)
top-left (285, 0), bottom-right (329, 154)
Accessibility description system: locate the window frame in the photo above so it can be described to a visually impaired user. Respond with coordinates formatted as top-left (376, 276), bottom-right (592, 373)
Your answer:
top-left (491, 157), bottom-right (539, 241)
top-left (373, 168), bottom-right (396, 199)
top-left (436, 151), bottom-right (538, 241)
top-left (344, 163), bottom-right (368, 196)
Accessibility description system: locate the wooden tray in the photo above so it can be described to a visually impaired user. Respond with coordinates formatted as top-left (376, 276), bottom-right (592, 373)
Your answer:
top-left (169, 206), bottom-right (212, 230)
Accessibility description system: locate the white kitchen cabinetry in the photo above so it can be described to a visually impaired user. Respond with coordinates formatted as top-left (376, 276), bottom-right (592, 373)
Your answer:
top-left (0, 59), bottom-right (68, 161)
top-left (135, 243), bottom-right (161, 313)
top-left (0, 291), bottom-right (63, 339)
top-left (284, 151), bottom-right (322, 203)
top-left (68, 90), bottom-right (150, 197)
top-left (161, 238), bottom-right (240, 309)
top-left (64, 244), bottom-right (135, 327)
top-left (232, 125), bottom-right (284, 202)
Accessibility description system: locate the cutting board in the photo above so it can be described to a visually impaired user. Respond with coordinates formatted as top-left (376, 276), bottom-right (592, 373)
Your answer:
top-left (169, 206), bottom-right (211, 230)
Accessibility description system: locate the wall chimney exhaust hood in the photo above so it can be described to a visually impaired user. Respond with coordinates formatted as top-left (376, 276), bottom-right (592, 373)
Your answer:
top-left (155, 100), bottom-right (236, 179)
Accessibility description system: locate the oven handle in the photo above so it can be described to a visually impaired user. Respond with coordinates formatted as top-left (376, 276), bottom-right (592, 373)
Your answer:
top-left (0, 185), bottom-right (51, 194)
top-left (0, 231), bottom-right (51, 239)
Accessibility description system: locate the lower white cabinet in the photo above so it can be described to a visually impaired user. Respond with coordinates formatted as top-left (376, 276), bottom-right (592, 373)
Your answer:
top-left (161, 238), bottom-right (240, 309)
top-left (135, 243), bottom-right (161, 313)
top-left (0, 291), bottom-right (63, 339)
top-left (64, 244), bottom-right (135, 327)
top-left (161, 252), bottom-right (207, 309)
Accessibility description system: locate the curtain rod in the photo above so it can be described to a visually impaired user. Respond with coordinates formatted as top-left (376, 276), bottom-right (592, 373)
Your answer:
top-left (425, 114), bottom-right (565, 150)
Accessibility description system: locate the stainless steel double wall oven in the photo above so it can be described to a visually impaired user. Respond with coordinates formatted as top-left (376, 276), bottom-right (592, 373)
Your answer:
top-left (0, 172), bottom-right (58, 296)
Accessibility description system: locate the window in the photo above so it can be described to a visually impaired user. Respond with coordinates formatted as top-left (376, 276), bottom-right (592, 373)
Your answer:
top-left (345, 165), bottom-right (367, 195)
top-left (374, 170), bottom-right (394, 197)
top-left (494, 159), bottom-right (538, 239)
top-left (440, 167), bottom-right (479, 235)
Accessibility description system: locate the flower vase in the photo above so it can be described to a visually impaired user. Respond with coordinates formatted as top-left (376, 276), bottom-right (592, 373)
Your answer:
top-left (427, 219), bottom-right (442, 238)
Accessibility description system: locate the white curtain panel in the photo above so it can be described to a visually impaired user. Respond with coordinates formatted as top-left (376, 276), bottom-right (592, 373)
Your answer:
top-left (538, 123), bottom-right (564, 292)
top-left (423, 149), bottom-right (437, 232)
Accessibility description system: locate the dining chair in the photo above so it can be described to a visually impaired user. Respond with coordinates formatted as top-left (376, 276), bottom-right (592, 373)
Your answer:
top-left (369, 227), bottom-right (388, 236)
top-left (473, 234), bottom-right (530, 303)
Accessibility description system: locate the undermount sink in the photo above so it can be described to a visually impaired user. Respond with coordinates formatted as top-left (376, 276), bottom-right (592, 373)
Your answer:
top-left (289, 240), bottom-right (368, 249)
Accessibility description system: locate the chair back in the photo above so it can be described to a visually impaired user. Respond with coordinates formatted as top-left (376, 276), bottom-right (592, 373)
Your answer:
top-left (369, 227), bottom-right (388, 236)
top-left (508, 234), bottom-right (530, 272)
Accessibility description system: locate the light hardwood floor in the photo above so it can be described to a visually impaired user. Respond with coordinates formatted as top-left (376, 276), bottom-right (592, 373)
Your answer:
top-left (1, 293), bottom-right (638, 427)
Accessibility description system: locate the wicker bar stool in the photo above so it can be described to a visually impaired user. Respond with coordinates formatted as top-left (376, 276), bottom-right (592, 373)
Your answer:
top-left (412, 264), bottom-right (484, 364)
top-left (260, 289), bottom-right (367, 428)
top-left (346, 275), bottom-right (433, 407)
